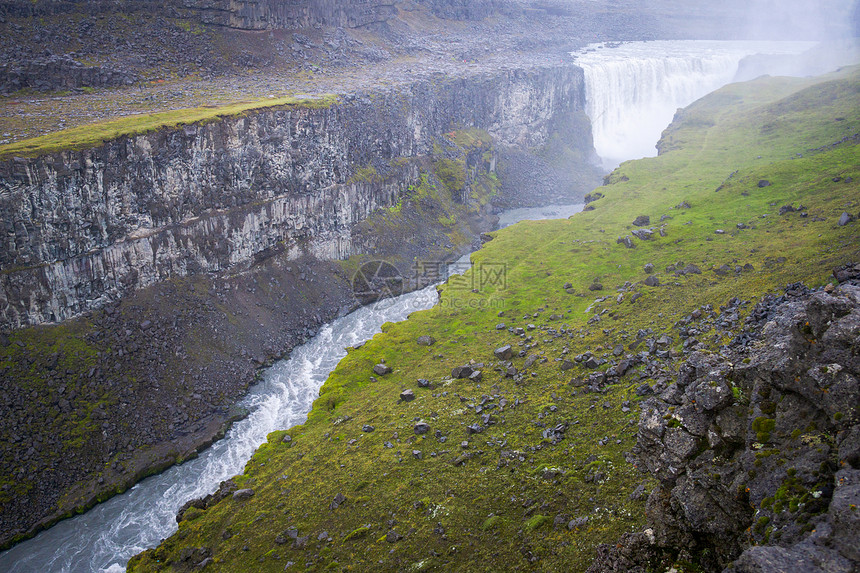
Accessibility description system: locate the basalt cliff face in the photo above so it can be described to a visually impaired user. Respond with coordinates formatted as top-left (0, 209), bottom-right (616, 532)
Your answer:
top-left (0, 0), bottom-right (398, 30)
top-left (0, 65), bottom-right (587, 331)
top-left (588, 266), bottom-right (860, 572)
top-left (181, 0), bottom-right (398, 30)
top-left (0, 0), bottom-right (518, 30)
top-left (0, 63), bottom-right (598, 549)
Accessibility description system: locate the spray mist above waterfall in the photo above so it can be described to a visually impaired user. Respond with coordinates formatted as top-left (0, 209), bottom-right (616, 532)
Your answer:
top-left (572, 41), bottom-right (817, 169)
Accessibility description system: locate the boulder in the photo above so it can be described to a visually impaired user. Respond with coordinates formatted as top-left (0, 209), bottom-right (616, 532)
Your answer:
top-left (232, 489), bottom-right (255, 501)
top-left (373, 363), bottom-right (392, 376)
top-left (493, 345), bottom-right (513, 360)
top-left (451, 365), bottom-right (474, 379)
top-left (617, 236), bottom-right (636, 249)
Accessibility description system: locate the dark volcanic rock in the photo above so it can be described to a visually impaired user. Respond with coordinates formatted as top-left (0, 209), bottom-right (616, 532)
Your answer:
top-left (373, 363), bottom-right (392, 376)
top-left (416, 335), bottom-right (436, 346)
top-left (493, 345), bottom-right (513, 360)
top-left (588, 273), bottom-right (860, 572)
top-left (0, 55), bottom-right (137, 94)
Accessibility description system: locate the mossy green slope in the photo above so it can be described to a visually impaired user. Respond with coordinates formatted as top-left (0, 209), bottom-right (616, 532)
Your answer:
top-left (0, 94), bottom-right (337, 160)
top-left (128, 68), bottom-right (860, 572)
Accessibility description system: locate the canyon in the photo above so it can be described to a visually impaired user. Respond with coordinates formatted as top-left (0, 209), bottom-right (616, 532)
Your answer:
top-left (0, 1), bottom-right (857, 571)
top-left (0, 4), bottom-right (603, 549)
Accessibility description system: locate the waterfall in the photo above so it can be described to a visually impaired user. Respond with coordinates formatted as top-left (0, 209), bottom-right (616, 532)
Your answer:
top-left (572, 41), bottom-right (817, 169)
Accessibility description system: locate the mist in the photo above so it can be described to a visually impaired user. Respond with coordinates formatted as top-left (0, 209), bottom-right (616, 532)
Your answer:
top-left (735, 0), bottom-right (858, 40)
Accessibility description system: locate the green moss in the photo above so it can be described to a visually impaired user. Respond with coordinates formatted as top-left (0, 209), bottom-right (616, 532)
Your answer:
top-left (342, 526), bottom-right (371, 542)
top-left (128, 67), bottom-right (860, 573)
top-left (524, 515), bottom-right (551, 530)
top-left (350, 165), bottom-right (381, 184)
top-left (753, 417), bottom-right (776, 443)
top-left (0, 94), bottom-right (338, 160)
top-left (433, 157), bottom-right (466, 191)
top-left (480, 515), bottom-right (504, 531)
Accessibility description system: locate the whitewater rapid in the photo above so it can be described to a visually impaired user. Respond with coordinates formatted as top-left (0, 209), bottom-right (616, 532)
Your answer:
top-left (572, 40), bottom-right (816, 168)
top-left (0, 205), bottom-right (580, 572)
top-left (0, 38), bottom-right (828, 573)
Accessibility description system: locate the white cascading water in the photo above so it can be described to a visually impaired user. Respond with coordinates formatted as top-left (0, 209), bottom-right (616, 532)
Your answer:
top-left (0, 205), bottom-right (578, 573)
top-left (0, 39), bottom-right (825, 573)
top-left (0, 285), bottom-right (441, 573)
top-left (572, 41), bottom-right (816, 169)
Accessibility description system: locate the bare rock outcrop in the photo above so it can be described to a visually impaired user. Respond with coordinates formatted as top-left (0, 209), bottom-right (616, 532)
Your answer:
top-left (589, 263), bottom-right (860, 572)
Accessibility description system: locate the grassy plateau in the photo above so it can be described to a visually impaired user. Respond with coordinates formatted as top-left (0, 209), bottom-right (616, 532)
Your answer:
top-left (0, 94), bottom-right (337, 160)
top-left (127, 67), bottom-right (859, 572)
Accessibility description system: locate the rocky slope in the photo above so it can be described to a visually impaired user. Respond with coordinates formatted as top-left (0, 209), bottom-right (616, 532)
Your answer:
top-left (0, 65), bottom-right (591, 330)
top-left (0, 63), bottom-right (601, 549)
top-left (589, 265), bottom-right (860, 572)
top-left (124, 68), bottom-right (859, 572)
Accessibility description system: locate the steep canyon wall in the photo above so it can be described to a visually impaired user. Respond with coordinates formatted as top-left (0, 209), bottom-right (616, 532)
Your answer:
top-left (0, 66), bottom-right (588, 331)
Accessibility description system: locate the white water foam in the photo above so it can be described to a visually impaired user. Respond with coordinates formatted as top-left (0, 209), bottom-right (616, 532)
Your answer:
top-left (572, 40), bottom-right (816, 169)
top-left (0, 201), bottom-right (589, 572)
top-left (0, 285), bottom-right (440, 573)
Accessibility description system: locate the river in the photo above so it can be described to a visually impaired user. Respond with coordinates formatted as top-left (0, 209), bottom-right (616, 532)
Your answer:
top-left (0, 38), bottom-right (824, 572)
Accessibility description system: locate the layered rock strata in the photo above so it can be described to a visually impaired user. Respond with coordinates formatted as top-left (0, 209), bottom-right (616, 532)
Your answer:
top-left (588, 264), bottom-right (860, 572)
top-left (0, 65), bottom-right (588, 330)
top-left (0, 63), bottom-right (596, 549)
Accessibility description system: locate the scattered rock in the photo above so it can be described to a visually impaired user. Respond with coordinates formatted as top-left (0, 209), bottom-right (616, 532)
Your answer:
top-left (632, 215), bottom-right (650, 226)
top-left (385, 530), bottom-right (403, 543)
top-left (642, 276), bottom-right (660, 287)
top-left (493, 345), bottom-right (513, 360)
top-left (232, 489), bottom-right (254, 501)
top-left (400, 389), bottom-right (415, 402)
top-left (373, 363), bottom-right (392, 376)
top-left (617, 236), bottom-right (636, 249)
top-left (329, 492), bottom-right (347, 510)
top-left (452, 365), bottom-right (474, 379)
top-left (416, 335), bottom-right (436, 346)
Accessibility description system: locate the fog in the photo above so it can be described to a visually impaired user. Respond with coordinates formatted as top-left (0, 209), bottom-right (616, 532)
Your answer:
top-left (734, 0), bottom-right (858, 40)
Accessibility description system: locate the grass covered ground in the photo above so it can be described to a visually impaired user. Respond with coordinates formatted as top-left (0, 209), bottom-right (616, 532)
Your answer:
top-left (128, 67), bottom-right (860, 572)
top-left (0, 94), bottom-right (337, 160)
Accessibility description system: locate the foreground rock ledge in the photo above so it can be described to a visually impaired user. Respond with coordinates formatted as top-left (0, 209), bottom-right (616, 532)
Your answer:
top-left (589, 263), bottom-right (860, 572)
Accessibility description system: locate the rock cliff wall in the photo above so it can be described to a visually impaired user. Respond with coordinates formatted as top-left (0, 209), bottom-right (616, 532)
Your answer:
top-left (0, 65), bottom-right (587, 330)
top-left (180, 0), bottom-right (398, 30)
top-left (588, 264), bottom-right (860, 572)
top-left (0, 0), bottom-right (398, 29)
